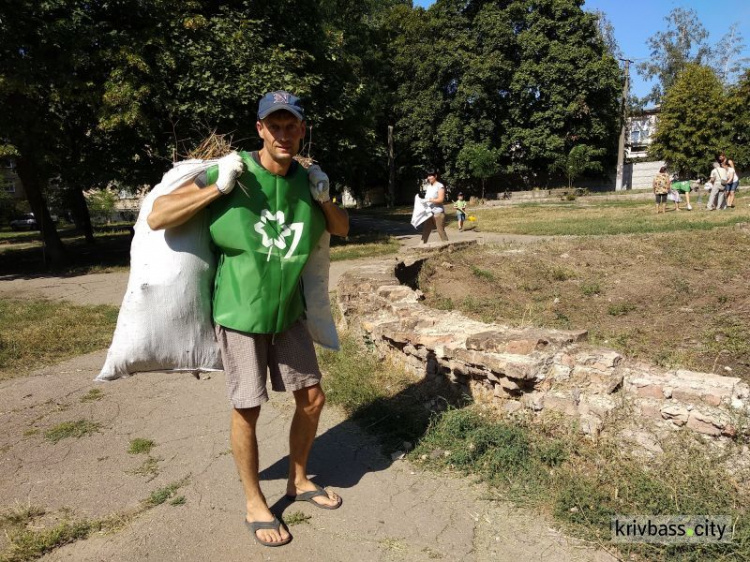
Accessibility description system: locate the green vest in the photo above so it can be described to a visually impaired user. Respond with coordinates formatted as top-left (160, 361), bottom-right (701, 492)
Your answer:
top-left (208, 151), bottom-right (325, 334)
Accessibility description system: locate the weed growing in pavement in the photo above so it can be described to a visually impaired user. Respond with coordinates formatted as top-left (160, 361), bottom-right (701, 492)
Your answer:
top-left (80, 389), bottom-right (104, 402)
top-left (0, 504), bottom-right (45, 529)
top-left (44, 420), bottom-right (102, 443)
top-left (127, 438), bottom-right (155, 455)
top-left (284, 511), bottom-right (312, 526)
top-left (128, 457), bottom-right (161, 480)
top-left (144, 478), bottom-right (189, 508)
top-left (0, 511), bottom-right (133, 562)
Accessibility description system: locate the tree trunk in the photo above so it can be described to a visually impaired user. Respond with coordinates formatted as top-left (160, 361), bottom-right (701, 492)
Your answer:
top-left (15, 156), bottom-right (68, 267)
top-left (387, 125), bottom-right (396, 208)
top-left (70, 187), bottom-right (95, 243)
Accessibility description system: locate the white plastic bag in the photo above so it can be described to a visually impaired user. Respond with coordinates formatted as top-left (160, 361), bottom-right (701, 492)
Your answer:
top-left (411, 194), bottom-right (432, 229)
top-left (97, 160), bottom-right (222, 381)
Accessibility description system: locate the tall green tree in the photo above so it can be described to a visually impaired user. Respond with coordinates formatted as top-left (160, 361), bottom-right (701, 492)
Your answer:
top-left (456, 142), bottom-right (500, 199)
top-left (649, 64), bottom-right (728, 177)
top-left (391, 0), bottom-right (620, 190)
top-left (637, 8), bottom-right (749, 105)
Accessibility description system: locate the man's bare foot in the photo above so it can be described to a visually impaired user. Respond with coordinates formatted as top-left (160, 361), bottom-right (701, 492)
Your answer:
top-left (287, 479), bottom-right (342, 509)
top-left (246, 503), bottom-right (290, 545)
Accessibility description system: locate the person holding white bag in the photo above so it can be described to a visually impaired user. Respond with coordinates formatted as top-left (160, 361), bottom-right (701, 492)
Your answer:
top-left (706, 160), bottom-right (729, 210)
top-left (148, 91), bottom-right (348, 548)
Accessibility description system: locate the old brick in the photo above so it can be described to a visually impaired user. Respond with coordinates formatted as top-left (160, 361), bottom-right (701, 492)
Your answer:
top-left (499, 377), bottom-right (522, 391)
top-left (638, 400), bottom-right (663, 420)
top-left (686, 413), bottom-right (722, 436)
top-left (549, 364), bottom-right (571, 381)
top-left (493, 384), bottom-right (514, 399)
top-left (660, 405), bottom-right (689, 426)
top-left (452, 348), bottom-right (543, 381)
top-left (578, 350), bottom-right (622, 370)
top-left (521, 392), bottom-right (545, 411)
top-left (544, 393), bottom-right (578, 416)
top-left (634, 384), bottom-right (665, 399)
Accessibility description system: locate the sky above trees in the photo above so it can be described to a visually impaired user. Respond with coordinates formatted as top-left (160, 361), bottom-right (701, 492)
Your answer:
top-left (414, 0), bottom-right (750, 99)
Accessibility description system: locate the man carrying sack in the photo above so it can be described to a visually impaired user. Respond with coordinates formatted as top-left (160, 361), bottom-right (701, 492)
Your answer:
top-left (148, 91), bottom-right (349, 547)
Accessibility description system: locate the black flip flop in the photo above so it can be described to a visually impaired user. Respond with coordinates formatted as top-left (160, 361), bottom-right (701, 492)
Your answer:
top-left (286, 484), bottom-right (342, 510)
top-left (245, 517), bottom-right (292, 547)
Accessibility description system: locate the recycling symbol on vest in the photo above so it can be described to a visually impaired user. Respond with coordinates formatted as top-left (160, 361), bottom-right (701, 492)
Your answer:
top-left (254, 209), bottom-right (304, 261)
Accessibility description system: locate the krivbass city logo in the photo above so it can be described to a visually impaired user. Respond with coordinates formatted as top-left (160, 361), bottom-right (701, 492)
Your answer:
top-left (611, 515), bottom-right (732, 544)
top-left (254, 209), bottom-right (304, 261)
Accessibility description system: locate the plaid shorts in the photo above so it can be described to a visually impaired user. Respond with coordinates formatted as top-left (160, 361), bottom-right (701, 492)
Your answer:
top-left (215, 320), bottom-right (322, 409)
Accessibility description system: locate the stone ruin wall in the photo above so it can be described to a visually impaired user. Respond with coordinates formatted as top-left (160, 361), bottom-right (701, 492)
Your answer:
top-left (335, 256), bottom-right (750, 443)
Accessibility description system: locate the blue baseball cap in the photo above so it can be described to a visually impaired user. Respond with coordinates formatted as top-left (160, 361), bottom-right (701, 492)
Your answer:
top-left (257, 91), bottom-right (305, 121)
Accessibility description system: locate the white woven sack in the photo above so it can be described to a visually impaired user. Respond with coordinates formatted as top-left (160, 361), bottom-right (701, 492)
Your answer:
top-left (301, 231), bottom-right (339, 350)
top-left (97, 160), bottom-right (222, 381)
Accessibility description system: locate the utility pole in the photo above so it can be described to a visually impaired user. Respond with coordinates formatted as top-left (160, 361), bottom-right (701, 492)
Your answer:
top-left (615, 58), bottom-right (633, 191)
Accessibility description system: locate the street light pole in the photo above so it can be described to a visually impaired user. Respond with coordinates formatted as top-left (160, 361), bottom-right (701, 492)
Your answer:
top-left (615, 58), bottom-right (633, 191)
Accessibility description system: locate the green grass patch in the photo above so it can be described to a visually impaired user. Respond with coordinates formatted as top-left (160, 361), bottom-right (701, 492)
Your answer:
top-left (80, 388), bottom-right (104, 402)
top-left (127, 438), bottom-right (155, 455)
top-left (414, 407), bottom-right (749, 561)
top-left (607, 303), bottom-right (636, 316)
top-left (470, 266), bottom-right (495, 281)
top-left (330, 235), bottom-right (400, 261)
top-left (43, 420), bottom-right (102, 443)
top-left (284, 511), bottom-right (312, 526)
top-left (580, 282), bottom-right (601, 296)
top-left (0, 299), bottom-right (119, 380)
top-left (169, 496), bottom-right (186, 506)
top-left (318, 333), bottom-right (464, 452)
top-left (470, 191), bottom-right (749, 236)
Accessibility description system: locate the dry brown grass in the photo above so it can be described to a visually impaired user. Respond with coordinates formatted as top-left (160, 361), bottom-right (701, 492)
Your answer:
top-left (420, 226), bottom-right (750, 380)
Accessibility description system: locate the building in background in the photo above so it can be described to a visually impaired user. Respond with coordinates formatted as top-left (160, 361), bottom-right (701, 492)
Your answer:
top-left (0, 158), bottom-right (25, 200)
top-left (623, 107), bottom-right (665, 189)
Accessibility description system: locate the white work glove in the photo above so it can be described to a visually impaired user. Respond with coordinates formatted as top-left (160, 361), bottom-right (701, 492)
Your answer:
top-left (307, 164), bottom-right (330, 203)
top-left (215, 152), bottom-right (244, 195)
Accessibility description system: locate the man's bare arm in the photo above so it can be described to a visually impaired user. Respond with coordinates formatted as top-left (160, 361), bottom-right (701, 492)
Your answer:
top-left (319, 201), bottom-right (349, 237)
top-left (147, 181), bottom-right (222, 231)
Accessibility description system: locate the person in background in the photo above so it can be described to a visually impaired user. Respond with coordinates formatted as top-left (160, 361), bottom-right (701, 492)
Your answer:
top-left (670, 175), bottom-right (693, 211)
top-left (719, 153), bottom-right (739, 208)
top-left (453, 192), bottom-right (467, 231)
top-left (421, 169), bottom-right (448, 243)
top-left (707, 160), bottom-right (728, 210)
top-left (652, 166), bottom-right (671, 214)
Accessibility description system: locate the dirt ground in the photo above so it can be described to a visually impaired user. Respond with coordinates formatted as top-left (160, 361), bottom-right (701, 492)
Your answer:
top-left (420, 226), bottom-right (750, 381)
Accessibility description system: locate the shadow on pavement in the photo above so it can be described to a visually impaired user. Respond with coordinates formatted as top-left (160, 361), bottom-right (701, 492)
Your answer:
top-left (262, 363), bottom-right (470, 515)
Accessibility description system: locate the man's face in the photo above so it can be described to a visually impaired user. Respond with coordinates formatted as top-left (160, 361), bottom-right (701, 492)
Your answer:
top-left (427, 173), bottom-right (436, 184)
top-left (256, 111), bottom-right (306, 164)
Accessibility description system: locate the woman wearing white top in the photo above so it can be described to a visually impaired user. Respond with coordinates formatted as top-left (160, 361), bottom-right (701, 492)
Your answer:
top-left (421, 170), bottom-right (449, 243)
top-left (706, 161), bottom-right (728, 210)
